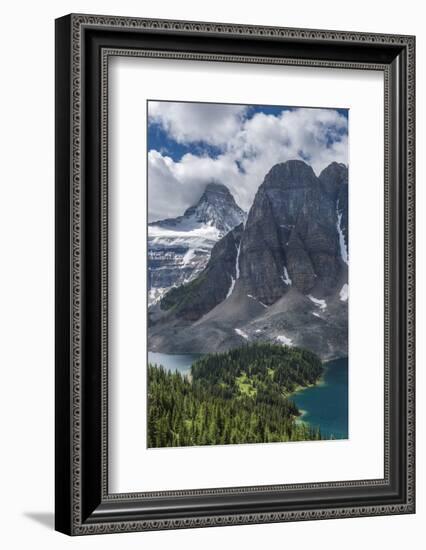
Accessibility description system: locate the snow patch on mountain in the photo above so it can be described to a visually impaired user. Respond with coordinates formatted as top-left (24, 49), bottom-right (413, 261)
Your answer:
top-left (226, 276), bottom-right (236, 299)
top-left (148, 222), bottom-right (221, 248)
top-left (281, 266), bottom-right (292, 286)
top-left (308, 295), bottom-right (327, 310)
top-left (235, 328), bottom-right (249, 340)
top-left (336, 200), bottom-right (349, 265)
top-left (247, 294), bottom-right (268, 308)
top-left (340, 283), bottom-right (349, 302)
top-left (227, 242), bottom-right (241, 299)
top-left (276, 334), bottom-right (293, 346)
top-left (235, 243), bottom-right (241, 280)
top-left (148, 287), bottom-right (169, 306)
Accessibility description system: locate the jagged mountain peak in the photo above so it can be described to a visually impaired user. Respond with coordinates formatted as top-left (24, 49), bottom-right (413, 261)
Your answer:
top-left (185, 181), bottom-right (240, 210)
top-left (150, 159), bottom-right (348, 360)
top-left (182, 181), bottom-right (246, 234)
top-left (202, 181), bottom-right (233, 197)
top-left (325, 161), bottom-right (347, 170)
top-left (319, 162), bottom-right (348, 200)
top-left (263, 159), bottom-right (317, 189)
top-left (148, 182), bottom-right (246, 307)
top-left (150, 181), bottom-right (245, 234)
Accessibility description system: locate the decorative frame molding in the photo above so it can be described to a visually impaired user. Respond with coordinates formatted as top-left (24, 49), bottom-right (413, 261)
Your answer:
top-left (55, 14), bottom-right (415, 535)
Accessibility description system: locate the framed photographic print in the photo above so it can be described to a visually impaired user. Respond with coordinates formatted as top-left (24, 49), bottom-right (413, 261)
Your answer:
top-left (55, 14), bottom-right (415, 535)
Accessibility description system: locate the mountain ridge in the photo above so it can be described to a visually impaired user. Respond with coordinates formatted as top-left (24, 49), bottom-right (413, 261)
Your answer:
top-left (149, 159), bottom-right (348, 360)
top-left (148, 181), bottom-right (246, 306)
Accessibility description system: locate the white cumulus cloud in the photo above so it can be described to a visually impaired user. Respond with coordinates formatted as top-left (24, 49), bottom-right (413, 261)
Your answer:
top-left (148, 103), bottom-right (348, 222)
top-left (148, 101), bottom-right (247, 147)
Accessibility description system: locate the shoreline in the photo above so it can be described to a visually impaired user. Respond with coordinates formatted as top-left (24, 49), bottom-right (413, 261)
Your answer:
top-left (285, 364), bottom-right (328, 400)
top-left (149, 353), bottom-right (348, 441)
top-left (285, 365), bottom-right (329, 430)
top-left (284, 353), bottom-right (349, 402)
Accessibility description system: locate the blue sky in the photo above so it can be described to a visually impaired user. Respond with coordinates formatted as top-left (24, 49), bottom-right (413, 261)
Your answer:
top-left (147, 100), bottom-right (348, 222)
top-left (148, 102), bottom-right (348, 162)
top-left (148, 120), bottom-right (223, 162)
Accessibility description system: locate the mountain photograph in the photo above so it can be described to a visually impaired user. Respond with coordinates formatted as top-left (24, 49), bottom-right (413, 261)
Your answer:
top-left (146, 100), bottom-right (349, 448)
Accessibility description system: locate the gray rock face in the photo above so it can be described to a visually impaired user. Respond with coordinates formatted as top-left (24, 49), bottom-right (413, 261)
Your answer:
top-left (319, 161), bottom-right (349, 248)
top-left (148, 182), bottom-right (246, 306)
top-left (160, 224), bottom-right (243, 321)
top-left (150, 160), bottom-right (349, 360)
top-left (238, 160), bottom-right (346, 302)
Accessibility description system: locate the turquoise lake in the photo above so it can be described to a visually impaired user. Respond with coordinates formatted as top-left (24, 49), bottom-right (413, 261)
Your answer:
top-left (292, 357), bottom-right (348, 440)
top-left (148, 351), bottom-right (202, 375)
top-left (148, 352), bottom-right (348, 440)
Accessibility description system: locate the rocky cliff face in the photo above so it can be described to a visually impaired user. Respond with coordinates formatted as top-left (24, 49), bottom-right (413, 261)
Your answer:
top-left (238, 160), bottom-right (347, 303)
top-left (148, 182), bottom-right (246, 306)
top-left (149, 160), bottom-right (349, 360)
top-left (160, 224), bottom-right (243, 321)
top-left (319, 161), bottom-right (349, 251)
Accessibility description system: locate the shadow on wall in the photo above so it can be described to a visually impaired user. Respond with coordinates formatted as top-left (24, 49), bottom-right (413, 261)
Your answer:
top-left (23, 512), bottom-right (54, 530)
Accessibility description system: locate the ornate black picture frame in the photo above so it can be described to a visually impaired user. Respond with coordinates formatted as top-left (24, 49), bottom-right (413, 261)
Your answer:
top-left (55, 13), bottom-right (415, 535)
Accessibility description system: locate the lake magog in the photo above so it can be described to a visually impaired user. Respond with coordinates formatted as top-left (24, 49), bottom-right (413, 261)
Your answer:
top-left (148, 352), bottom-right (348, 441)
top-left (292, 357), bottom-right (348, 440)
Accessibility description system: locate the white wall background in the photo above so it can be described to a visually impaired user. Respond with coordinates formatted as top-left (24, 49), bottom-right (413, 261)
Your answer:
top-left (0, 0), bottom-right (422, 548)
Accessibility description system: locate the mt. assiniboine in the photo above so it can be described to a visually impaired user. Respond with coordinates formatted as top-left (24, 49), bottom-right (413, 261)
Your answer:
top-left (148, 160), bottom-right (348, 360)
top-left (148, 182), bottom-right (246, 306)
